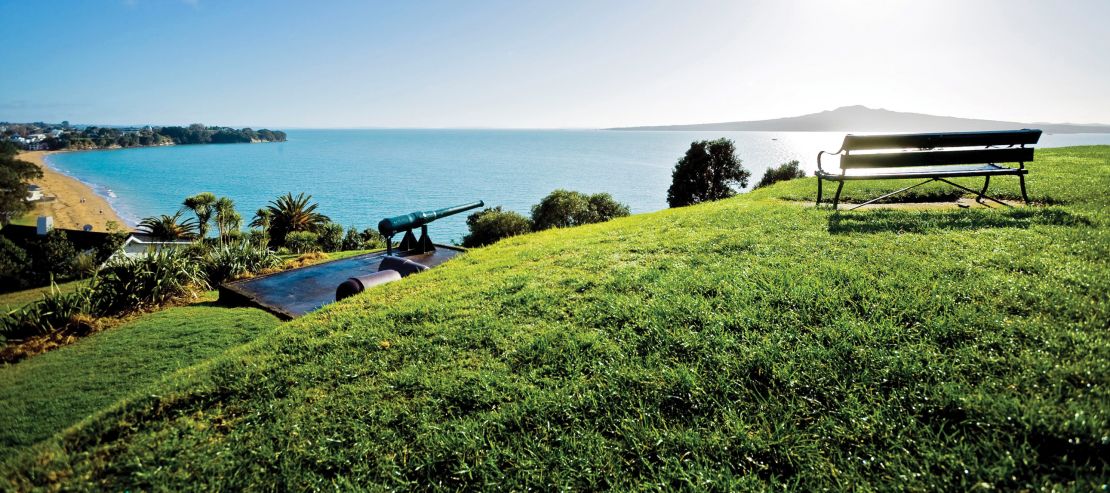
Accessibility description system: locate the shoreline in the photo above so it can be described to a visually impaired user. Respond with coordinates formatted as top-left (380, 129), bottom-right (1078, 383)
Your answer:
top-left (16, 151), bottom-right (129, 232)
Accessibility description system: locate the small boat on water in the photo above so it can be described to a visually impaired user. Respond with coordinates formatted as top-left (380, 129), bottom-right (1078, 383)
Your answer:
top-left (106, 189), bottom-right (117, 198)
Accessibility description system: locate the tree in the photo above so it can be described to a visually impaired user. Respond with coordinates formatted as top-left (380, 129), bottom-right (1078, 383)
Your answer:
top-left (531, 189), bottom-right (590, 230)
top-left (265, 192), bottom-right (330, 247)
top-left (585, 192), bottom-right (631, 224)
top-left (28, 229), bottom-right (78, 282)
top-left (666, 138), bottom-right (750, 207)
top-left (0, 141), bottom-right (44, 225)
top-left (0, 236), bottom-right (30, 290)
top-left (138, 211), bottom-right (198, 241)
top-left (754, 160), bottom-right (806, 189)
top-left (249, 208), bottom-right (273, 245)
top-left (182, 192), bottom-right (217, 239)
top-left (531, 189), bottom-right (631, 231)
top-left (463, 207), bottom-right (532, 247)
top-left (341, 226), bottom-right (362, 251)
top-left (285, 231), bottom-right (320, 254)
top-left (213, 196), bottom-right (241, 241)
top-left (317, 222), bottom-right (344, 252)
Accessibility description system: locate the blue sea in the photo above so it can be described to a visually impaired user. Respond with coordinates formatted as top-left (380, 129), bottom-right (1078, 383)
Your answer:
top-left (46, 130), bottom-right (1110, 242)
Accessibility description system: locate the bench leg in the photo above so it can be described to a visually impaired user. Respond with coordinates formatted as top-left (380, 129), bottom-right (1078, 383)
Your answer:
top-left (816, 177), bottom-right (823, 206)
top-left (1019, 175), bottom-right (1030, 204)
top-left (848, 178), bottom-right (935, 211)
top-left (976, 176), bottom-right (991, 204)
top-left (832, 181), bottom-right (844, 210)
top-left (936, 178), bottom-right (1011, 208)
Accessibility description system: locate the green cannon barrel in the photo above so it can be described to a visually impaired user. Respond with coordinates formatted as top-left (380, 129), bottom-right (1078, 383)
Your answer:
top-left (377, 201), bottom-right (485, 237)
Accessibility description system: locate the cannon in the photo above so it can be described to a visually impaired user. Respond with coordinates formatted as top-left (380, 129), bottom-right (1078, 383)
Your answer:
top-left (377, 200), bottom-right (484, 255)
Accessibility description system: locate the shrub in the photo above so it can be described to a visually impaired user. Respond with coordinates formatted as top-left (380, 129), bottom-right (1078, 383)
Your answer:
top-left (28, 230), bottom-right (78, 283)
top-left (285, 231), bottom-right (320, 254)
top-left (202, 242), bottom-right (282, 286)
top-left (754, 159), bottom-right (806, 189)
top-left (463, 207), bottom-right (532, 247)
top-left (531, 190), bottom-right (631, 231)
top-left (2, 248), bottom-right (206, 341)
top-left (94, 231), bottom-right (129, 264)
top-left (585, 193), bottom-right (631, 223)
top-left (667, 138), bottom-right (750, 207)
top-left (94, 248), bottom-right (202, 314)
top-left (359, 228), bottom-right (386, 250)
top-left (0, 282), bottom-right (96, 341)
top-left (0, 236), bottom-right (29, 291)
top-left (531, 190), bottom-right (590, 230)
top-left (341, 226), bottom-right (386, 251)
top-left (245, 229), bottom-right (269, 247)
top-left (71, 251), bottom-right (99, 278)
top-left (317, 222), bottom-right (344, 252)
top-left (341, 226), bottom-right (362, 251)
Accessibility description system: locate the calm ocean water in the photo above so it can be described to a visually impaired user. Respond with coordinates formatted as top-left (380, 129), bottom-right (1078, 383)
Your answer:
top-left (46, 130), bottom-right (1110, 242)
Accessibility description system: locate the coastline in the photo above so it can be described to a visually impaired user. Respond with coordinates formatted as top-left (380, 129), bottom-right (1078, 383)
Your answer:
top-left (16, 151), bottom-right (128, 232)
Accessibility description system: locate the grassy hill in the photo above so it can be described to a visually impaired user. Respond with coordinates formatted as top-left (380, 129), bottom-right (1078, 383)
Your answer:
top-left (3, 147), bottom-right (1107, 490)
top-left (0, 293), bottom-right (279, 462)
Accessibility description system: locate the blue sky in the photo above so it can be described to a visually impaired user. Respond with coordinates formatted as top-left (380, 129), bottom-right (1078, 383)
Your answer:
top-left (1, 0), bottom-right (1108, 128)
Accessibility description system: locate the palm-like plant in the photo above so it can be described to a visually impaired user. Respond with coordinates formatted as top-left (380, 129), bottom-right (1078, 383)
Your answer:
top-left (265, 192), bottom-right (330, 247)
top-left (249, 207), bottom-right (273, 246)
top-left (182, 192), bottom-right (217, 239)
top-left (137, 211), bottom-right (198, 241)
top-left (213, 196), bottom-right (241, 241)
top-left (249, 208), bottom-right (272, 231)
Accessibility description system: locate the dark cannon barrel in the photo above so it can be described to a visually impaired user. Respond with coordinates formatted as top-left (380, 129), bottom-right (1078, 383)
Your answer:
top-left (377, 200), bottom-right (484, 237)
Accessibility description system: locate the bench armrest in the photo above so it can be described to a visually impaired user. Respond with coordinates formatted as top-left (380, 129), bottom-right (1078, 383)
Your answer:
top-left (817, 149), bottom-right (844, 174)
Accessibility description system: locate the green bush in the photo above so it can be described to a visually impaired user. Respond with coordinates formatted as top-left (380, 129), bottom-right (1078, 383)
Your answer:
top-left (341, 227), bottom-right (361, 250)
top-left (94, 249), bottom-right (202, 314)
top-left (342, 226), bottom-right (387, 251)
top-left (463, 207), bottom-right (532, 247)
top-left (317, 223), bottom-right (344, 252)
top-left (28, 230), bottom-right (77, 283)
top-left (201, 242), bottom-right (282, 286)
top-left (359, 228), bottom-right (386, 250)
top-left (754, 159), bottom-right (806, 189)
top-left (0, 236), bottom-right (29, 291)
top-left (245, 229), bottom-right (269, 247)
top-left (285, 231), bottom-right (320, 254)
top-left (0, 281), bottom-right (96, 341)
top-left (93, 231), bottom-right (129, 264)
top-left (71, 251), bottom-right (99, 278)
top-left (667, 138), bottom-right (750, 207)
top-left (531, 190), bottom-right (631, 231)
top-left (585, 192), bottom-right (631, 223)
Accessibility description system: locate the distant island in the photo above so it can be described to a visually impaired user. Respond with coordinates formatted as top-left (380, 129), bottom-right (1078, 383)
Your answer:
top-left (610, 105), bottom-right (1110, 134)
top-left (1, 122), bottom-right (287, 151)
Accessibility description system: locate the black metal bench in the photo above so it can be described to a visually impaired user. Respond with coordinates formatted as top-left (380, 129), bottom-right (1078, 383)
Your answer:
top-left (815, 129), bottom-right (1041, 210)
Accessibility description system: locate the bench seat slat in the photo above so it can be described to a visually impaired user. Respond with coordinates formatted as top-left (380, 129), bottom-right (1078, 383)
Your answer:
top-left (817, 164), bottom-right (1027, 181)
top-left (841, 147), bottom-right (1034, 169)
top-left (842, 129), bottom-right (1042, 151)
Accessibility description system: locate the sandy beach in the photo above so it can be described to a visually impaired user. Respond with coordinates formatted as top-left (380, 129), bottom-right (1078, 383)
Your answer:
top-left (17, 151), bottom-right (127, 232)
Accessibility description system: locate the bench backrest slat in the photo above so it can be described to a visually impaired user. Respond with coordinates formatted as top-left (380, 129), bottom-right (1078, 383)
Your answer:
top-left (841, 147), bottom-right (1035, 169)
top-left (841, 129), bottom-right (1042, 151)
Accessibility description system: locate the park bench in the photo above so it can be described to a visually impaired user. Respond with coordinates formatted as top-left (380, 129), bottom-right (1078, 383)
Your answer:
top-left (815, 129), bottom-right (1041, 210)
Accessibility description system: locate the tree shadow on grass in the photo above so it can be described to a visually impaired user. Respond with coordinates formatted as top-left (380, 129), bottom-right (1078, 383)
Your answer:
top-left (827, 207), bottom-right (1092, 235)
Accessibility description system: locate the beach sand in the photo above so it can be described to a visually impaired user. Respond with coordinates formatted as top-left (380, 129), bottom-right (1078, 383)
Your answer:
top-left (17, 151), bottom-right (127, 232)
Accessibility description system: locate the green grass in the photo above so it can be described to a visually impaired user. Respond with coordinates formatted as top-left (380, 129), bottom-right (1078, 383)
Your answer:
top-left (2, 147), bottom-right (1108, 490)
top-left (0, 292), bottom-right (279, 462)
top-left (0, 279), bottom-right (88, 312)
top-left (7, 215), bottom-right (36, 227)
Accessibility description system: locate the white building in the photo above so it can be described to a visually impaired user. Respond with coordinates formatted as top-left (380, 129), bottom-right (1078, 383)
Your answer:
top-left (26, 184), bottom-right (43, 202)
top-left (116, 233), bottom-right (193, 258)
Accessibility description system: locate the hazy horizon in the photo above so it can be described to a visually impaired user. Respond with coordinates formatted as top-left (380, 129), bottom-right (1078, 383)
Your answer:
top-left (2, 0), bottom-right (1109, 128)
